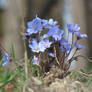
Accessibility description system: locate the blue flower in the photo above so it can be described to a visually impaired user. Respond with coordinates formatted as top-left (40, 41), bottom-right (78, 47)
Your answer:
top-left (44, 19), bottom-right (58, 29)
top-left (2, 52), bottom-right (10, 66)
top-left (29, 39), bottom-right (46, 53)
top-left (48, 52), bottom-right (55, 58)
top-left (74, 32), bottom-right (87, 39)
top-left (48, 19), bottom-right (58, 26)
top-left (47, 26), bottom-right (64, 41)
top-left (40, 34), bottom-right (48, 40)
top-left (60, 39), bottom-right (71, 52)
top-left (74, 42), bottom-right (85, 49)
top-left (60, 39), bottom-right (68, 45)
top-left (52, 29), bottom-right (64, 41)
top-left (67, 24), bottom-right (80, 33)
top-left (40, 39), bottom-right (52, 49)
top-left (67, 24), bottom-right (87, 39)
top-left (60, 44), bottom-right (71, 52)
top-left (29, 39), bottom-right (40, 53)
top-left (41, 19), bottom-right (48, 27)
top-left (32, 56), bottom-right (40, 65)
top-left (26, 17), bottom-right (43, 35)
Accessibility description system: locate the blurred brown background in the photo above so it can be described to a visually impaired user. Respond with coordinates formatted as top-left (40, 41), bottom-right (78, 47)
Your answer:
top-left (0, 0), bottom-right (92, 70)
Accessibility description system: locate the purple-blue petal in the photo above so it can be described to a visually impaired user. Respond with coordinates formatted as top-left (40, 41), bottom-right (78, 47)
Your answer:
top-left (67, 24), bottom-right (80, 33)
top-left (74, 42), bottom-right (85, 49)
top-left (75, 32), bottom-right (87, 39)
top-left (2, 52), bottom-right (10, 66)
top-left (32, 56), bottom-right (40, 65)
top-left (48, 52), bottom-right (55, 58)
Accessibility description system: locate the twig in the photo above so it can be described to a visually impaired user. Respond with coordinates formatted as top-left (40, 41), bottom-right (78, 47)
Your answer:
top-left (75, 70), bottom-right (92, 77)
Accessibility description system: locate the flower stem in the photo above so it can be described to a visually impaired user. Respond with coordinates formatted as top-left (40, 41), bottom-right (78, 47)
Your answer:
top-left (61, 52), bottom-right (65, 69)
top-left (54, 43), bottom-right (60, 66)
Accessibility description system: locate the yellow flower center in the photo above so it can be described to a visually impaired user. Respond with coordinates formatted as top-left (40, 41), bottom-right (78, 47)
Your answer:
top-left (35, 47), bottom-right (39, 50)
top-left (45, 44), bottom-right (48, 47)
top-left (33, 26), bottom-right (37, 30)
top-left (72, 28), bottom-right (75, 31)
top-left (56, 32), bottom-right (59, 34)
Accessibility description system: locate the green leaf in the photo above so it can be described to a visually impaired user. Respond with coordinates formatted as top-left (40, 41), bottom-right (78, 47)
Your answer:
top-left (86, 77), bottom-right (92, 87)
top-left (0, 57), bottom-right (4, 68)
top-left (0, 68), bottom-right (23, 88)
top-left (11, 45), bottom-right (19, 68)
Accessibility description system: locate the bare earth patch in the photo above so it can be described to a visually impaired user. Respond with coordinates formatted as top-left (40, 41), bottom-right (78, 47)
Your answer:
top-left (23, 71), bottom-right (92, 92)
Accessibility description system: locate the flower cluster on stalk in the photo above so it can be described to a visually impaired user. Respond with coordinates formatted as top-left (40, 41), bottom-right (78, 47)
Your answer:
top-left (1, 16), bottom-right (87, 72)
top-left (25, 16), bottom-right (87, 69)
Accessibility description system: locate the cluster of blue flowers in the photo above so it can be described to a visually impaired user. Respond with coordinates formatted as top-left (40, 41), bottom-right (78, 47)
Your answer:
top-left (25, 16), bottom-right (87, 66)
top-left (2, 16), bottom-right (87, 69)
